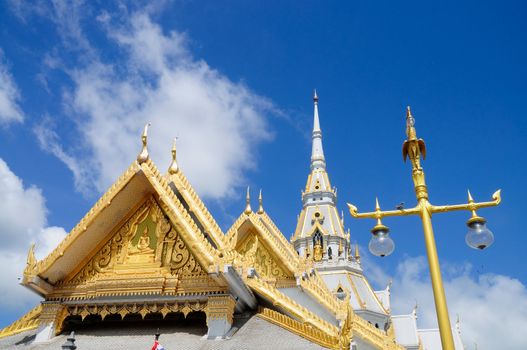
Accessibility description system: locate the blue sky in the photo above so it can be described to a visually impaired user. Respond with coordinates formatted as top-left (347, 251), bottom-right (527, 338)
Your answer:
top-left (0, 1), bottom-right (526, 348)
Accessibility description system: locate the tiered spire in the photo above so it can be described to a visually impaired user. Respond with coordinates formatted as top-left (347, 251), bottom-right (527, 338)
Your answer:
top-left (292, 91), bottom-right (345, 242)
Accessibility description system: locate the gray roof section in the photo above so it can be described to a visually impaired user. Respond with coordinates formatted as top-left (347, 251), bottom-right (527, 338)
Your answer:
top-left (0, 316), bottom-right (329, 350)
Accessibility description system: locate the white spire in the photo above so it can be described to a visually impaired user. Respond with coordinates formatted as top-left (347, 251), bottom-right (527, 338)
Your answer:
top-left (311, 89), bottom-right (326, 170)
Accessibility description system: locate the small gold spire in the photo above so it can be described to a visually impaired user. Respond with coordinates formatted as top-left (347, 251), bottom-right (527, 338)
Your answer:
top-left (168, 138), bottom-right (179, 174)
top-left (137, 123), bottom-right (151, 164)
top-left (355, 243), bottom-right (360, 260)
top-left (375, 197), bottom-right (381, 211)
top-left (244, 186), bottom-right (252, 214)
top-left (257, 189), bottom-right (264, 214)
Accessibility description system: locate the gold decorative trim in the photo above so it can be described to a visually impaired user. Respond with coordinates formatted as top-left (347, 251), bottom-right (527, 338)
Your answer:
top-left (346, 273), bottom-right (366, 309)
top-left (257, 307), bottom-right (339, 349)
top-left (169, 170), bottom-right (226, 249)
top-left (141, 160), bottom-right (220, 270)
top-left (298, 271), bottom-right (346, 319)
top-left (244, 275), bottom-right (339, 337)
top-left (0, 305), bottom-right (42, 339)
top-left (351, 313), bottom-right (406, 350)
top-left (206, 295), bottom-right (236, 326)
top-left (64, 300), bottom-right (206, 324)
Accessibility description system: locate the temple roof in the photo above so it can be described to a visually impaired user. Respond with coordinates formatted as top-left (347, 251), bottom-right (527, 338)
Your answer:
top-left (0, 315), bottom-right (328, 350)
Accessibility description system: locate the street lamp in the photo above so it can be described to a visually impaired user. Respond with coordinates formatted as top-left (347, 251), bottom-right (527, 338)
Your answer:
top-left (347, 106), bottom-right (501, 350)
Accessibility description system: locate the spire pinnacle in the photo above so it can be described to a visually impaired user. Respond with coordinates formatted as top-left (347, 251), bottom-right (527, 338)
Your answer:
top-left (168, 138), bottom-right (179, 174)
top-left (244, 186), bottom-right (252, 214)
top-left (137, 123), bottom-right (151, 164)
top-left (355, 243), bottom-right (360, 260)
top-left (311, 90), bottom-right (325, 169)
top-left (257, 189), bottom-right (264, 214)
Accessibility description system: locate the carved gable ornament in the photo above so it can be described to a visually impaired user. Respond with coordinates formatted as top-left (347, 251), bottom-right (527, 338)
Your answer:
top-left (237, 233), bottom-right (293, 283)
top-left (50, 196), bottom-right (222, 300)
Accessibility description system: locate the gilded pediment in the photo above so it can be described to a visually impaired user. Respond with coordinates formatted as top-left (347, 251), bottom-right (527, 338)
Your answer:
top-left (49, 196), bottom-right (224, 300)
top-left (237, 232), bottom-right (293, 283)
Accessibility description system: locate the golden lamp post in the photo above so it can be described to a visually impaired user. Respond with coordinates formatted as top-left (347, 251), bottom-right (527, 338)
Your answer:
top-left (347, 107), bottom-right (501, 350)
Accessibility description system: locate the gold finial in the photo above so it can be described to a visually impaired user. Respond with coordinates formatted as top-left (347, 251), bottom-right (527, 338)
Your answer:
top-left (244, 186), bottom-right (252, 214)
top-left (405, 106), bottom-right (417, 140)
top-left (257, 189), bottom-right (264, 214)
top-left (168, 138), bottom-right (179, 174)
top-left (375, 197), bottom-right (380, 211)
top-left (137, 123), bottom-right (151, 164)
top-left (355, 243), bottom-right (360, 260)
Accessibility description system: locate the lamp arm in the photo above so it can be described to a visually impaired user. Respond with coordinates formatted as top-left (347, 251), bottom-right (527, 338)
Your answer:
top-left (347, 203), bottom-right (420, 219)
top-left (430, 189), bottom-right (501, 214)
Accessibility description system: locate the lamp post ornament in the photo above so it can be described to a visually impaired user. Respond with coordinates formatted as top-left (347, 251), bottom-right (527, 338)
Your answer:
top-left (347, 106), bottom-right (501, 350)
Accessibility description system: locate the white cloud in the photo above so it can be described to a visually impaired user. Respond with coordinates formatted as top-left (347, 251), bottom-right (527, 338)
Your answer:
top-left (0, 50), bottom-right (24, 124)
top-left (0, 159), bottom-right (67, 313)
top-left (364, 256), bottom-right (527, 350)
top-left (34, 10), bottom-right (274, 199)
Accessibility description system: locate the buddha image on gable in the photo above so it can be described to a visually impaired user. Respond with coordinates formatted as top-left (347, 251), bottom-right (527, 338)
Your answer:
top-left (129, 225), bottom-right (155, 255)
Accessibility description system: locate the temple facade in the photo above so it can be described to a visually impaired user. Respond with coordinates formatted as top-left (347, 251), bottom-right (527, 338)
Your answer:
top-left (0, 94), bottom-right (464, 350)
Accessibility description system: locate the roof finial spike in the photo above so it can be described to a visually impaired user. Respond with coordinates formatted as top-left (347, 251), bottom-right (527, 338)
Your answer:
top-left (375, 197), bottom-right (381, 211)
top-left (244, 186), bottom-right (252, 215)
top-left (313, 89), bottom-right (319, 103)
top-left (257, 189), bottom-right (264, 214)
top-left (137, 122), bottom-right (151, 164)
top-left (341, 210), bottom-right (345, 226)
top-left (168, 138), bottom-right (179, 174)
top-left (354, 243), bottom-right (360, 260)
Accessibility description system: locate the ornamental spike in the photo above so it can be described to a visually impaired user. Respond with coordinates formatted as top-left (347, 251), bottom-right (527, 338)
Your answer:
top-left (355, 243), bottom-right (360, 260)
top-left (137, 123), bottom-right (151, 164)
top-left (244, 186), bottom-right (252, 214)
top-left (168, 138), bottom-right (179, 174)
top-left (257, 189), bottom-right (264, 214)
top-left (467, 189), bottom-right (474, 203)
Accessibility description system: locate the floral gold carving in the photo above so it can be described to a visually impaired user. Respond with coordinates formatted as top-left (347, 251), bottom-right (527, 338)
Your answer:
top-left (238, 235), bottom-right (290, 281)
